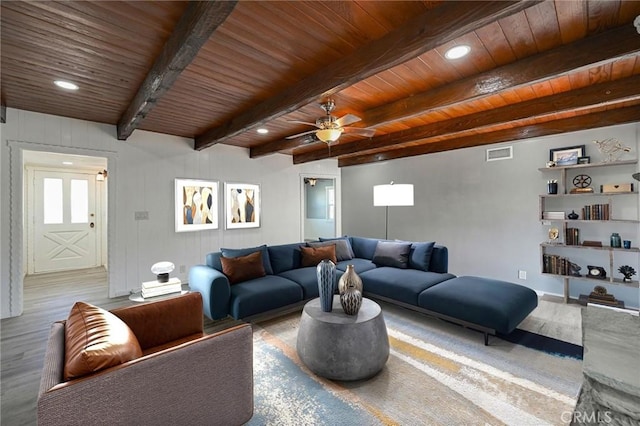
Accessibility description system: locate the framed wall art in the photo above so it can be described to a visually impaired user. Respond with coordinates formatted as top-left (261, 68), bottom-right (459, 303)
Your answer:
top-left (549, 145), bottom-right (585, 166)
top-left (225, 182), bottom-right (260, 229)
top-left (175, 179), bottom-right (218, 232)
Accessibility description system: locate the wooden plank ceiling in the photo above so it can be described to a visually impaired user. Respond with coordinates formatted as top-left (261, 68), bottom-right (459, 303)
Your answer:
top-left (2, 1), bottom-right (639, 167)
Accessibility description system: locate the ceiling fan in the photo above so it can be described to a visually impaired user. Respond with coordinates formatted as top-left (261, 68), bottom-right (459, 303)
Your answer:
top-left (286, 100), bottom-right (375, 145)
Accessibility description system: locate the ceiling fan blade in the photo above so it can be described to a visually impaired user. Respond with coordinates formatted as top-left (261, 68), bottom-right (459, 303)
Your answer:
top-left (336, 114), bottom-right (361, 127)
top-left (343, 127), bottom-right (376, 137)
top-left (299, 134), bottom-right (319, 144)
top-left (287, 120), bottom-right (320, 127)
top-left (286, 129), bottom-right (317, 139)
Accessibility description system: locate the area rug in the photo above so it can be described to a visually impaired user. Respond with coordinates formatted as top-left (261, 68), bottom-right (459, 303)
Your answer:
top-left (497, 328), bottom-right (583, 360)
top-left (247, 302), bottom-right (583, 426)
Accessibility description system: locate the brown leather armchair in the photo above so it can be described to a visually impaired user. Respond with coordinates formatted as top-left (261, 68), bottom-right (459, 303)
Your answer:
top-left (37, 293), bottom-right (253, 425)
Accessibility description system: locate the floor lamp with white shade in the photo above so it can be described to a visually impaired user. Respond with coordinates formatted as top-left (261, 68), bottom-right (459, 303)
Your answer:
top-left (373, 182), bottom-right (414, 240)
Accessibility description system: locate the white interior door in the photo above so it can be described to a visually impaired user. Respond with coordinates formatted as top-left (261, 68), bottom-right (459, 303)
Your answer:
top-left (32, 170), bottom-right (98, 273)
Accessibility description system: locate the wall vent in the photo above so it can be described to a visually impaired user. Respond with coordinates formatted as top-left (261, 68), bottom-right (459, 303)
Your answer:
top-left (486, 146), bottom-right (513, 161)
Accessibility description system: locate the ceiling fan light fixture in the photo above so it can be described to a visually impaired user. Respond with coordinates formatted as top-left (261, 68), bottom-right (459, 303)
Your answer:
top-left (316, 128), bottom-right (342, 143)
top-left (444, 45), bottom-right (470, 60)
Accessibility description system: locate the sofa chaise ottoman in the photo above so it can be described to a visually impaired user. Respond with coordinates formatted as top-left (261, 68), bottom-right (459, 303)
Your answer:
top-left (417, 276), bottom-right (539, 345)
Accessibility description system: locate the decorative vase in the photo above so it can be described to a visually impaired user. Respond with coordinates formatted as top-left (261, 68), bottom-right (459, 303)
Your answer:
top-left (316, 259), bottom-right (336, 312)
top-left (623, 277), bottom-right (632, 283)
top-left (340, 286), bottom-right (362, 315)
top-left (610, 233), bottom-right (622, 248)
top-left (567, 210), bottom-right (579, 220)
top-left (338, 265), bottom-right (363, 295)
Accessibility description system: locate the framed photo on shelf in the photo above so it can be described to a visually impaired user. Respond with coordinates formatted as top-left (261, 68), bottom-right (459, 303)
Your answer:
top-left (174, 179), bottom-right (219, 232)
top-left (577, 156), bottom-right (591, 165)
top-left (549, 145), bottom-right (585, 166)
top-left (224, 182), bottom-right (260, 229)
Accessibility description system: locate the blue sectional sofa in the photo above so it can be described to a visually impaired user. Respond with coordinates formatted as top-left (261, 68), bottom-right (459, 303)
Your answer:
top-left (189, 236), bottom-right (538, 344)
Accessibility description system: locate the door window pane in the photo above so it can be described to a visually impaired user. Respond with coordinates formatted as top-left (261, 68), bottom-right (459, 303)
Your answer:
top-left (70, 179), bottom-right (88, 223)
top-left (43, 178), bottom-right (63, 224)
top-left (326, 187), bottom-right (335, 220)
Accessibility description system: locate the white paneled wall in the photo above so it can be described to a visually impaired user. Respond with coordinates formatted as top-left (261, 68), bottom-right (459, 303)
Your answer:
top-left (0, 108), bottom-right (339, 318)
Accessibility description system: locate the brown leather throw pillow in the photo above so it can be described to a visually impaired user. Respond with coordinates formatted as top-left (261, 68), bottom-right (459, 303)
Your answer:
top-left (300, 244), bottom-right (337, 267)
top-left (220, 250), bottom-right (266, 284)
top-left (64, 301), bottom-right (143, 381)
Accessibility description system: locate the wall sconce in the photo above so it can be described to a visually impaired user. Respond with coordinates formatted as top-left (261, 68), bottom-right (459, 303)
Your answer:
top-left (96, 169), bottom-right (108, 181)
top-left (304, 178), bottom-right (317, 187)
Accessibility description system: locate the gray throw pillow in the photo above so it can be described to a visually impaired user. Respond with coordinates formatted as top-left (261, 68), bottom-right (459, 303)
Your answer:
top-left (372, 241), bottom-right (412, 269)
top-left (307, 240), bottom-right (353, 261)
top-left (319, 237), bottom-right (356, 259)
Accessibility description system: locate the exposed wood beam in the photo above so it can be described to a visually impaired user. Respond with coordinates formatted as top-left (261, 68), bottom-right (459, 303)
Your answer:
top-left (251, 135), bottom-right (311, 158)
top-left (338, 105), bottom-right (640, 167)
top-left (117, 1), bottom-right (237, 140)
top-left (196, 0), bottom-right (540, 151)
top-left (293, 75), bottom-right (640, 164)
top-left (256, 23), bottom-right (640, 159)
top-left (360, 24), bottom-right (640, 128)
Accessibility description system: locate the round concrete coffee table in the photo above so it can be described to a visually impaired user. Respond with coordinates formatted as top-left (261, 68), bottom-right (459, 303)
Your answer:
top-left (296, 295), bottom-right (389, 381)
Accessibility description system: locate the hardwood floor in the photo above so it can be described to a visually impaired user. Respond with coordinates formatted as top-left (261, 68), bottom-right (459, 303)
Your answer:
top-left (0, 268), bottom-right (237, 426)
top-left (2, 269), bottom-right (587, 425)
top-left (1, 267), bottom-right (128, 425)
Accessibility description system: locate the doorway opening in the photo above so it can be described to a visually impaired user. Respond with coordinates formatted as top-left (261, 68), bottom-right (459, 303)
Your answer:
top-left (22, 151), bottom-right (108, 302)
top-left (302, 176), bottom-right (336, 241)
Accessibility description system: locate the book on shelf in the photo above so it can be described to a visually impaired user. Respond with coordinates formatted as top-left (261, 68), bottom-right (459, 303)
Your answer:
top-left (582, 240), bottom-right (603, 247)
top-left (542, 254), bottom-right (574, 276)
top-left (542, 211), bottom-right (565, 220)
top-left (582, 204), bottom-right (610, 220)
top-left (565, 228), bottom-right (580, 245)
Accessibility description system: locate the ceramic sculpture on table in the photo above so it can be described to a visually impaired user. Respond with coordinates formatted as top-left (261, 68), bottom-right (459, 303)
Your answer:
top-left (338, 265), bottom-right (363, 315)
top-left (316, 259), bottom-right (336, 312)
top-left (618, 265), bottom-right (636, 283)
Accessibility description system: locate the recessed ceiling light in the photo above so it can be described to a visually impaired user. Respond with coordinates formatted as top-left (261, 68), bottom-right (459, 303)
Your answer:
top-left (62, 161), bottom-right (73, 165)
top-left (257, 128), bottom-right (269, 134)
top-left (54, 80), bottom-right (79, 90)
top-left (444, 45), bottom-right (471, 60)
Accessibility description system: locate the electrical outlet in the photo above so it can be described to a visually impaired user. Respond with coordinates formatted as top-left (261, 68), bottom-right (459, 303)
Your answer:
top-left (180, 265), bottom-right (186, 273)
top-left (134, 211), bottom-right (149, 220)
top-left (518, 270), bottom-right (527, 280)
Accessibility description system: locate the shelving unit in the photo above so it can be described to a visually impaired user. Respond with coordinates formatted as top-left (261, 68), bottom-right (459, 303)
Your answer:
top-left (539, 160), bottom-right (639, 303)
